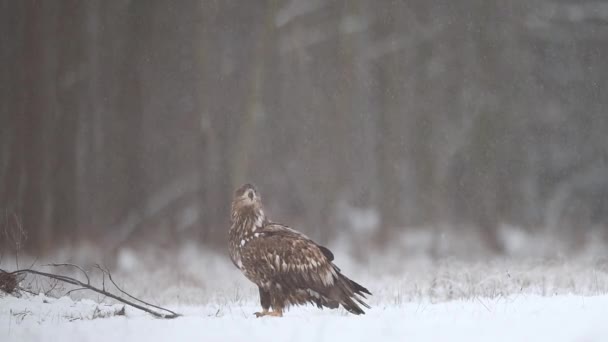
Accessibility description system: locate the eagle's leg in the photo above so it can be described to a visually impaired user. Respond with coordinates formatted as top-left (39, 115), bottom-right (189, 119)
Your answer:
top-left (254, 287), bottom-right (271, 317)
top-left (266, 290), bottom-right (284, 317)
top-left (266, 308), bottom-right (283, 317)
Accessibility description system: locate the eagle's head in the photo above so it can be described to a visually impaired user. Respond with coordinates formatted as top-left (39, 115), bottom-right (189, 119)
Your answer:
top-left (234, 183), bottom-right (260, 203)
top-left (232, 183), bottom-right (262, 211)
top-left (231, 183), bottom-right (266, 229)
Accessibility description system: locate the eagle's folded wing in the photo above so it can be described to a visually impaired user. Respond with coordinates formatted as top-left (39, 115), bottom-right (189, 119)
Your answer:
top-left (239, 223), bottom-right (370, 314)
top-left (242, 224), bottom-right (337, 288)
top-left (261, 223), bottom-right (334, 261)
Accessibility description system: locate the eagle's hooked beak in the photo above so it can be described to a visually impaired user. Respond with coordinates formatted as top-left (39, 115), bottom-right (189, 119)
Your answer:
top-left (239, 189), bottom-right (260, 206)
top-left (233, 184), bottom-right (261, 206)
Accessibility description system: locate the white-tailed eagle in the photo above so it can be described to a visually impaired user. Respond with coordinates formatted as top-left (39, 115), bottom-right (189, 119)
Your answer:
top-left (228, 183), bottom-right (371, 317)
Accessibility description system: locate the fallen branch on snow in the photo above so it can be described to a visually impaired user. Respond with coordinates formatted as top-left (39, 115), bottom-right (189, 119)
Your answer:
top-left (0, 264), bottom-right (181, 319)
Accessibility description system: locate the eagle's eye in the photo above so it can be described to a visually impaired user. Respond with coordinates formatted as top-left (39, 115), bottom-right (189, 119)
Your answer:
top-left (247, 191), bottom-right (254, 200)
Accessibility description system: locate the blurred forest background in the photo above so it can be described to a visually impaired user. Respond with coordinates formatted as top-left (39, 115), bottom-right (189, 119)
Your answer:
top-left (1, 0), bottom-right (607, 259)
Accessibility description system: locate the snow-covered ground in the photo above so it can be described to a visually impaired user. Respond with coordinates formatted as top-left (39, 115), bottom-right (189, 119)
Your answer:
top-left (3, 242), bottom-right (608, 341)
top-left (2, 293), bottom-right (607, 342)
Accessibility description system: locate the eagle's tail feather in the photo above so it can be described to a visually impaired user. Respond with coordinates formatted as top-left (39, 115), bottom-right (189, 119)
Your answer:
top-left (333, 269), bottom-right (371, 315)
top-left (347, 276), bottom-right (372, 297)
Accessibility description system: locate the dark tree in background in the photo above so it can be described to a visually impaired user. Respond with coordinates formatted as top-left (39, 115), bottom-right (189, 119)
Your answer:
top-left (1, 0), bottom-right (607, 256)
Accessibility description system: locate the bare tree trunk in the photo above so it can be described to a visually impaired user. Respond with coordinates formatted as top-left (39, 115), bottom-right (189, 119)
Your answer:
top-left (20, 1), bottom-right (58, 253)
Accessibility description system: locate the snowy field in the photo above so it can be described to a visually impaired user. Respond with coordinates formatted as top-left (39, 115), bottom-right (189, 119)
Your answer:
top-left (2, 293), bottom-right (608, 341)
top-left (3, 241), bottom-right (608, 341)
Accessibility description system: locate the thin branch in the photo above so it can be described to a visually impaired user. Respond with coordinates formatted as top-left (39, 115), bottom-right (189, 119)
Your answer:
top-left (65, 287), bottom-right (89, 296)
top-left (44, 263), bottom-right (90, 285)
top-left (27, 257), bottom-right (39, 272)
top-left (93, 264), bottom-right (105, 291)
top-left (2, 268), bottom-right (180, 319)
top-left (18, 287), bottom-right (37, 297)
top-left (3, 212), bottom-right (27, 270)
top-left (43, 279), bottom-right (61, 296)
top-left (98, 265), bottom-right (178, 317)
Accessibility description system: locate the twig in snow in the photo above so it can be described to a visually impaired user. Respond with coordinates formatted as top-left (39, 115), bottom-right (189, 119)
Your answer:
top-left (44, 263), bottom-right (91, 285)
top-left (1, 267), bottom-right (181, 319)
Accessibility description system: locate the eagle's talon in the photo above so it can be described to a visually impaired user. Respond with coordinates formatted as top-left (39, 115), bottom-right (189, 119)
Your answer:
top-left (254, 309), bottom-right (282, 317)
top-left (254, 309), bottom-right (269, 317)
